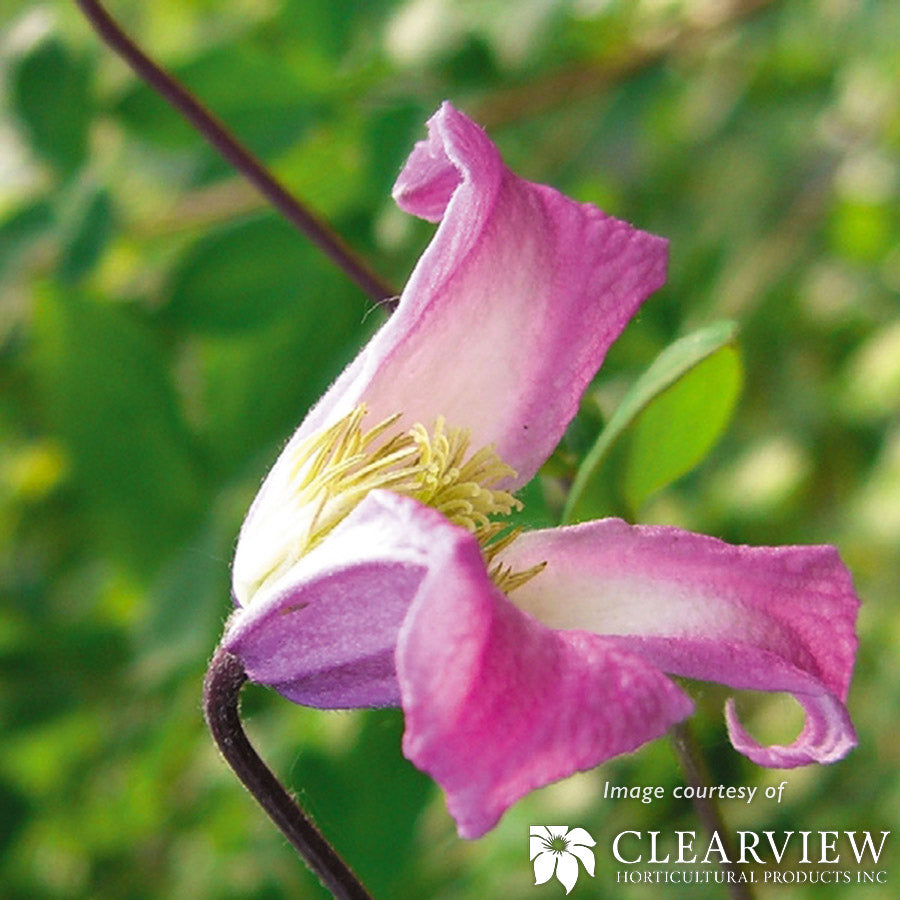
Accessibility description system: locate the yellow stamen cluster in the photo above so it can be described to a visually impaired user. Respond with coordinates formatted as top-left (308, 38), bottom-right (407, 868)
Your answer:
top-left (276, 404), bottom-right (545, 594)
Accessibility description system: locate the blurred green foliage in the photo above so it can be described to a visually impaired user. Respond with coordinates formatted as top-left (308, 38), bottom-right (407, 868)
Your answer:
top-left (564, 320), bottom-right (742, 523)
top-left (1, 0), bottom-right (898, 897)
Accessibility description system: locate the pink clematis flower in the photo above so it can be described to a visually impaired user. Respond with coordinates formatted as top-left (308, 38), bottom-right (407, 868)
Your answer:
top-left (222, 103), bottom-right (859, 840)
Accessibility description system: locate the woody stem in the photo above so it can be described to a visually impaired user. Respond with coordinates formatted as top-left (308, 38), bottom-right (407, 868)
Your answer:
top-left (203, 646), bottom-right (373, 900)
top-left (669, 723), bottom-right (755, 900)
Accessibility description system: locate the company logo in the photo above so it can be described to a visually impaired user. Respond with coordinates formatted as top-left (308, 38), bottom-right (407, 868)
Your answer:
top-left (530, 826), bottom-right (596, 894)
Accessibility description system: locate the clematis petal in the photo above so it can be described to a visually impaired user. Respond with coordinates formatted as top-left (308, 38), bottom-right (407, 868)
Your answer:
top-left (224, 491), bottom-right (468, 708)
top-left (259, 102), bottom-right (667, 493)
top-left (724, 692), bottom-right (854, 767)
top-left (396, 532), bottom-right (693, 839)
top-left (502, 519), bottom-right (860, 766)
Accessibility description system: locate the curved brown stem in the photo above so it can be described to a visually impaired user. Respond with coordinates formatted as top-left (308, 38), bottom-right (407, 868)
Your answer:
top-left (74, 0), bottom-right (396, 305)
top-left (203, 646), bottom-right (373, 900)
top-left (669, 723), bottom-right (755, 900)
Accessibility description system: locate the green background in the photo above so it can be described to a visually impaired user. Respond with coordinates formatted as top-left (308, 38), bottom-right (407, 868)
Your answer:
top-left (1, 0), bottom-right (898, 897)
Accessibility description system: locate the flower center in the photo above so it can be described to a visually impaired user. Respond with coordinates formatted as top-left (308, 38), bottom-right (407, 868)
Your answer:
top-left (549, 836), bottom-right (569, 853)
top-left (248, 404), bottom-right (545, 599)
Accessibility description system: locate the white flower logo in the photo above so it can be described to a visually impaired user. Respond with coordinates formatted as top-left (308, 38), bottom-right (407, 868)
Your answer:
top-left (530, 825), bottom-right (596, 894)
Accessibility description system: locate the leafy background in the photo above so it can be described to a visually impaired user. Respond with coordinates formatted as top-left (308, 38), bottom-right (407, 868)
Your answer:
top-left (1, 0), bottom-right (898, 897)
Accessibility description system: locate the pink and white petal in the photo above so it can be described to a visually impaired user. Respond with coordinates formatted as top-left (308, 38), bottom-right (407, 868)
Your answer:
top-left (725, 692), bottom-right (856, 767)
top-left (396, 533), bottom-right (693, 839)
top-left (555, 854), bottom-right (580, 894)
top-left (502, 519), bottom-right (860, 765)
top-left (264, 103), bottom-right (668, 490)
top-left (224, 491), bottom-right (469, 709)
top-left (568, 844), bottom-right (596, 877)
top-left (532, 852), bottom-right (557, 885)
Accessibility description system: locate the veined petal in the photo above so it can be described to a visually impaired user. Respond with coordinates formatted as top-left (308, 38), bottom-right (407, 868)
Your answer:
top-left (224, 491), bottom-right (466, 708)
top-left (396, 532), bottom-right (693, 839)
top-left (253, 102), bottom-right (667, 498)
top-left (502, 519), bottom-right (860, 765)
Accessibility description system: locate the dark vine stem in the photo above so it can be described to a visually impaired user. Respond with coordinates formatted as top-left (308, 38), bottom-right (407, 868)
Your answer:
top-left (203, 647), bottom-right (373, 900)
top-left (74, 0), bottom-right (397, 305)
top-left (669, 723), bottom-right (755, 900)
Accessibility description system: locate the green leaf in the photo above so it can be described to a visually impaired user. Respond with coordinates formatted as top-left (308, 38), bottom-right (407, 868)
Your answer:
top-left (623, 344), bottom-right (742, 512)
top-left (0, 201), bottom-right (53, 278)
top-left (563, 321), bottom-right (740, 523)
top-left (506, 473), bottom-right (556, 531)
top-left (11, 39), bottom-right (93, 175)
top-left (296, 710), bottom-right (433, 898)
top-left (58, 188), bottom-right (115, 284)
top-left (196, 298), bottom-right (368, 478)
top-left (142, 498), bottom-right (237, 681)
top-left (183, 217), bottom-right (374, 475)
top-left (364, 100), bottom-right (431, 198)
top-left (164, 214), bottom-right (347, 333)
top-left (32, 286), bottom-right (206, 570)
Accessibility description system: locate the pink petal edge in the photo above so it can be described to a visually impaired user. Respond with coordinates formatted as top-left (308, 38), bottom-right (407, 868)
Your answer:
top-left (501, 518), bottom-right (860, 766)
top-left (235, 103), bottom-right (668, 577)
top-left (396, 528), bottom-right (693, 839)
top-left (225, 492), bottom-right (467, 708)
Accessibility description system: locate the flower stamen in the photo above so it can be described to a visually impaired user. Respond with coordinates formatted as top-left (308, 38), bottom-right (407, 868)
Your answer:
top-left (249, 404), bottom-right (545, 599)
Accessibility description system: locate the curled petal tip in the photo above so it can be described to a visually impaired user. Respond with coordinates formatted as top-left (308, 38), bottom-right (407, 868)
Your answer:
top-left (725, 695), bottom-right (857, 768)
